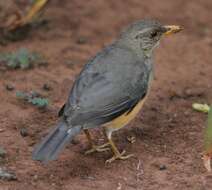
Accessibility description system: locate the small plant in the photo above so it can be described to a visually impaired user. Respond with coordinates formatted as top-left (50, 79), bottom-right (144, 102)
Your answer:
top-left (16, 91), bottom-right (49, 108)
top-left (203, 108), bottom-right (212, 172)
top-left (192, 103), bottom-right (212, 171)
top-left (0, 48), bottom-right (44, 69)
top-left (192, 103), bottom-right (210, 113)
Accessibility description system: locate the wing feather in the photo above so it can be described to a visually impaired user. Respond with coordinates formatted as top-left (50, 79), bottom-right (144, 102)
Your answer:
top-left (61, 45), bottom-right (150, 127)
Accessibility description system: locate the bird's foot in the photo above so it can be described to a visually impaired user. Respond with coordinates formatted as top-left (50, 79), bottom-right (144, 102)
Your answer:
top-left (85, 142), bottom-right (110, 155)
top-left (105, 150), bottom-right (134, 164)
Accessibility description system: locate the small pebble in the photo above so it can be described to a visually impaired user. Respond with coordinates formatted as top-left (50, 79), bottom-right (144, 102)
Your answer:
top-left (0, 128), bottom-right (4, 133)
top-left (76, 37), bottom-right (87, 44)
top-left (0, 168), bottom-right (17, 181)
top-left (42, 83), bottom-right (51, 91)
top-left (81, 175), bottom-right (95, 180)
top-left (20, 128), bottom-right (28, 137)
top-left (159, 164), bottom-right (167, 171)
top-left (33, 174), bottom-right (38, 181)
top-left (65, 61), bottom-right (79, 69)
top-left (184, 88), bottom-right (204, 97)
top-left (30, 91), bottom-right (40, 98)
top-left (184, 111), bottom-right (190, 116)
top-left (0, 147), bottom-right (6, 158)
top-left (5, 84), bottom-right (14, 91)
top-left (168, 89), bottom-right (182, 100)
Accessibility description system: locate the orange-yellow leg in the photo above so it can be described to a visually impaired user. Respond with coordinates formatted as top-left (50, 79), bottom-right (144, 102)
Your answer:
top-left (84, 129), bottom-right (110, 155)
top-left (104, 128), bottom-right (134, 164)
top-left (8, 0), bottom-right (49, 30)
top-left (21, 0), bottom-right (49, 25)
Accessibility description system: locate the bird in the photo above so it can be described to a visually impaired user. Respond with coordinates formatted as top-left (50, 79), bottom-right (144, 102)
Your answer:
top-left (32, 19), bottom-right (182, 163)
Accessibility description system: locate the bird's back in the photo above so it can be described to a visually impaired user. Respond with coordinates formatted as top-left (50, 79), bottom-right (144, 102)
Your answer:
top-left (61, 43), bottom-right (153, 128)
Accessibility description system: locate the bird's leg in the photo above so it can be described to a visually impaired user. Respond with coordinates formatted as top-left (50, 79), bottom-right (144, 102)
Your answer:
top-left (105, 128), bottom-right (134, 163)
top-left (7, 0), bottom-right (49, 31)
top-left (21, 0), bottom-right (49, 25)
top-left (84, 129), bottom-right (110, 154)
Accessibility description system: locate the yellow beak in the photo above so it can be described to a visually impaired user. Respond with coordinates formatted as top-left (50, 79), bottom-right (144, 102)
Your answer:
top-left (164, 25), bottom-right (183, 35)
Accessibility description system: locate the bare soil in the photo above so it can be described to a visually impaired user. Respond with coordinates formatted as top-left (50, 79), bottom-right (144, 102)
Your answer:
top-left (1, 0), bottom-right (212, 189)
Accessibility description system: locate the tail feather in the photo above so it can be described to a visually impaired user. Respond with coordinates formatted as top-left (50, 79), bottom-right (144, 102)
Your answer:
top-left (32, 120), bottom-right (81, 162)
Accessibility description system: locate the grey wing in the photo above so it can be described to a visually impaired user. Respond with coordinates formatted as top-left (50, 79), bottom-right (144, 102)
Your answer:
top-left (61, 46), bottom-right (150, 127)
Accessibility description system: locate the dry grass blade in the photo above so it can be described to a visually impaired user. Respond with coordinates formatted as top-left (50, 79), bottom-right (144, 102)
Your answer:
top-left (202, 154), bottom-right (211, 172)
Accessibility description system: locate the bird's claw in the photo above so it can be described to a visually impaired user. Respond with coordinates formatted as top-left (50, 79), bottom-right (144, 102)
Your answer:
top-left (85, 143), bottom-right (110, 155)
top-left (105, 150), bottom-right (134, 164)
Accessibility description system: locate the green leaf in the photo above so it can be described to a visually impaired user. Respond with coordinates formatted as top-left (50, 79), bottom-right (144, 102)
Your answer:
top-left (0, 52), bottom-right (16, 68)
top-left (0, 54), bottom-right (7, 61)
top-left (0, 48), bottom-right (44, 69)
top-left (205, 107), bottom-right (212, 154)
top-left (16, 49), bottom-right (31, 69)
top-left (192, 103), bottom-right (210, 113)
top-left (16, 90), bottom-right (49, 108)
top-left (7, 59), bottom-right (18, 68)
top-left (16, 91), bottom-right (28, 99)
top-left (29, 97), bottom-right (49, 108)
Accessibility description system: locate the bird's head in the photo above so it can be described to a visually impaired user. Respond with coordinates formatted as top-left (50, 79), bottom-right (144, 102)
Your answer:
top-left (119, 20), bottom-right (183, 57)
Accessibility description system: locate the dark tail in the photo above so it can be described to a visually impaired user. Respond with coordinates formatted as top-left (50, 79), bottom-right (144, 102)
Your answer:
top-left (32, 120), bottom-right (81, 163)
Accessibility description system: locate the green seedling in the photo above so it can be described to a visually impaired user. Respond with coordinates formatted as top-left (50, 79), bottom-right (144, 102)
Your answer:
top-left (192, 103), bottom-right (210, 113)
top-left (192, 103), bottom-right (212, 171)
top-left (203, 107), bottom-right (212, 172)
top-left (29, 97), bottom-right (49, 107)
top-left (16, 91), bottom-right (49, 108)
top-left (0, 48), bottom-right (44, 69)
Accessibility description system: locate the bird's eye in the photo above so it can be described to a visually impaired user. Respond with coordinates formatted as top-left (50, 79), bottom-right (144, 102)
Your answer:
top-left (150, 31), bottom-right (158, 38)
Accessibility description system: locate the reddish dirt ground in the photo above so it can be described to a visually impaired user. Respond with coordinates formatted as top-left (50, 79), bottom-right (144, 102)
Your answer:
top-left (1, 0), bottom-right (212, 189)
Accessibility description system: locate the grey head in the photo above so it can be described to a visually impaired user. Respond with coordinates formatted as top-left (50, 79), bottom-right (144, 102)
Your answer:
top-left (118, 19), bottom-right (182, 57)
